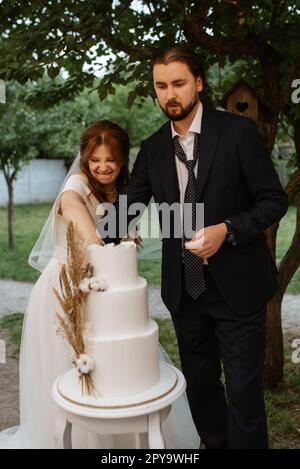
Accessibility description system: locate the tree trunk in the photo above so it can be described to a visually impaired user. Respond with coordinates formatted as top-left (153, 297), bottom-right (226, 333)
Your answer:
top-left (263, 218), bottom-right (284, 388)
top-left (255, 96), bottom-right (286, 388)
top-left (264, 119), bottom-right (300, 388)
top-left (264, 291), bottom-right (284, 387)
top-left (7, 179), bottom-right (15, 249)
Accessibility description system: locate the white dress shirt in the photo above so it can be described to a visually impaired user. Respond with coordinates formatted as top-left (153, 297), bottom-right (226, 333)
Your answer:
top-left (171, 102), bottom-right (208, 264)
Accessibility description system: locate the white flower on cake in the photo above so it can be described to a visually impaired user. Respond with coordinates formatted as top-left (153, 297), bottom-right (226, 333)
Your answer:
top-left (78, 278), bottom-right (90, 293)
top-left (74, 354), bottom-right (94, 375)
top-left (89, 276), bottom-right (107, 292)
top-left (79, 276), bottom-right (107, 292)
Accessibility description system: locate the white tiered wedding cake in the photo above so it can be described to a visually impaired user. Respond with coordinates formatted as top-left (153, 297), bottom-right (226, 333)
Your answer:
top-left (57, 240), bottom-right (178, 408)
top-left (85, 241), bottom-right (160, 398)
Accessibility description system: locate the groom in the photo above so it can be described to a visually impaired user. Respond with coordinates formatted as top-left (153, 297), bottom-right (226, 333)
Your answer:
top-left (99, 45), bottom-right (288, 449)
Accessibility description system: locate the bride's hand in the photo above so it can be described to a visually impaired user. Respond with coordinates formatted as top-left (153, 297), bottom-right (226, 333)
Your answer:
top-left (61, 191), bottom-right (103, 246)
top-left (95, 229), bottom-right (105, 246)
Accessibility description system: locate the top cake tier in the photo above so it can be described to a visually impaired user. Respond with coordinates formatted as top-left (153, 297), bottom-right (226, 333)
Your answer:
top-left (87, 241), bottom-right (139, 289)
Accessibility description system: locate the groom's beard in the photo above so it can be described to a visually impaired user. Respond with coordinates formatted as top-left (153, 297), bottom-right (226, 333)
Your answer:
top-left (160, 93), bottom-right (199, 121)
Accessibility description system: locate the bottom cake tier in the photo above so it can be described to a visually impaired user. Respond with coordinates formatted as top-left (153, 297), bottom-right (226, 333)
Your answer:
top-left (90, 319), bottom-right (160, 397)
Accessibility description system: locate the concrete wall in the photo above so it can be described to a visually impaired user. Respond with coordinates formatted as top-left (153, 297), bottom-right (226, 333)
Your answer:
top-left (0, 159), bottom-right (67, 206)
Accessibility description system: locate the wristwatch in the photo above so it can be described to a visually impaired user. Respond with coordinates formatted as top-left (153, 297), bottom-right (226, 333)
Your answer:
top-left (224, 219), bottom-right (237, 246)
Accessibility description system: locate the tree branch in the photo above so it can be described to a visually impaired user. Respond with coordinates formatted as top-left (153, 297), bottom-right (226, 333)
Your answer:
top-left (184, 1), bottom-right (279, 60)
top-left (269, 0), bottom-right (290, 33)
top-left (285, 168), bottom-right (300, 204)
top-left (278, 201), bottom-right (300, 293)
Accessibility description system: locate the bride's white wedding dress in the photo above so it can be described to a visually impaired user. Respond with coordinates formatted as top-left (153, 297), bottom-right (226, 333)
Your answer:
top-left (0, 174), bottom-right (200, 449)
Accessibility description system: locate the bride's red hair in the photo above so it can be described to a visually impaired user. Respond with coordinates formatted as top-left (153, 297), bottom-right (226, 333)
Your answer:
top-left (79, 120), bottom-right (130, 202)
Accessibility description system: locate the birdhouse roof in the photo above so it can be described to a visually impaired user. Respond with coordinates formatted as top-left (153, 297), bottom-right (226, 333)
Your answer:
top-left (220, 79), bottom-right (272, 110)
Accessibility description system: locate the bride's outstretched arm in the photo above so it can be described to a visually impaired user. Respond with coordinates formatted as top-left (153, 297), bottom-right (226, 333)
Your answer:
top-left (60, 191), bottom-right (100, 246)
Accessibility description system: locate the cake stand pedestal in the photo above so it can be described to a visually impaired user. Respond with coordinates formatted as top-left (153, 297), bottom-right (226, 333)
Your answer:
top-left (52, 362), bottom-right (186, 449)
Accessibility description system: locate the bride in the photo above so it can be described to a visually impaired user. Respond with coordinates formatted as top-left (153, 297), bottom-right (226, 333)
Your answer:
top-left (0, 119), bottom-right (199, 449)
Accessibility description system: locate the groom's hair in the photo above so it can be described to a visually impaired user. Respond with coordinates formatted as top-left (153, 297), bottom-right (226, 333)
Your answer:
top-left (151, 45), bottom-right (205, 80)
top-left (150, 44), bottom-right (212, 105)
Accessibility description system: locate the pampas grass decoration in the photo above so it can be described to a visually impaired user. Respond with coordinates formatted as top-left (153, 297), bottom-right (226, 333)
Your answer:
top-left (53, 221), bottom-right (96, 396)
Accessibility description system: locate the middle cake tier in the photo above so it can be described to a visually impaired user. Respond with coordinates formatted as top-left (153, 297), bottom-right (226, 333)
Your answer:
top-left (85, 277), bottom-right (149, 339)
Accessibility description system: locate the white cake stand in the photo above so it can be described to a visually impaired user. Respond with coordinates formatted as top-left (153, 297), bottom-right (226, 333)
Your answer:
top-left (52, 361), bottom-right (186, 449)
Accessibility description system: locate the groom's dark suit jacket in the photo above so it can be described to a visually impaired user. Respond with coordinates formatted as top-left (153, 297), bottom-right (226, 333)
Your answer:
top-left (103, 104), bottom-right (288, 316)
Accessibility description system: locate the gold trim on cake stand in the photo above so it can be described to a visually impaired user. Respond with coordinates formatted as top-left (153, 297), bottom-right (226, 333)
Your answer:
top-left (57, 362), bottom-right (178, 410)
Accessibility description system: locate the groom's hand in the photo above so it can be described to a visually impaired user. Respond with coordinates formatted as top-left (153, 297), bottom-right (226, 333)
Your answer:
top-left (185, 223), bottom-right (227, 259)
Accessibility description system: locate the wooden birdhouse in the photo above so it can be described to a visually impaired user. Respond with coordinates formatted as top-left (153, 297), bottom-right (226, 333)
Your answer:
top-left (0, 79), bottom-right (6, 104)
top-left (220, 79), bottom-right (274, 148)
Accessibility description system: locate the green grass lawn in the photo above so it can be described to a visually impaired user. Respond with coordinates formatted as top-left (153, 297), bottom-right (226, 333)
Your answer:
top-left (1, 313), bottom-right (299, 448)
top-left (0, 203), bottom-right (52, 283)
top-left (0, 203), bottom-right (299, 291)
